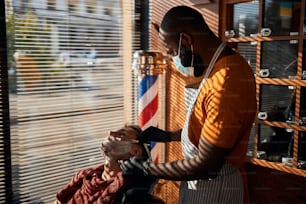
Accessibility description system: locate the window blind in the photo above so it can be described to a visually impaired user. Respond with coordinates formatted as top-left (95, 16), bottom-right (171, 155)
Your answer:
top-left (4, 0), bottom-right (139, 203)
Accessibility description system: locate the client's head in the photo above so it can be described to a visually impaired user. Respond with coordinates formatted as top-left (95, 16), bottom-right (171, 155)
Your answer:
top-left (101, 124), bottom-right (150, 179)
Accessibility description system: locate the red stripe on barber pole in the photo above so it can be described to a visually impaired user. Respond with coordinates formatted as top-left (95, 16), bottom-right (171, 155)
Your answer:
top-left (138, 94), bottom-right (158, 128)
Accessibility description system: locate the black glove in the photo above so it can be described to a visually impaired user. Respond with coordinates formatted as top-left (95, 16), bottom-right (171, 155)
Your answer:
top-left (138, 126), bottom-right (171, 143)
top-left (119, 157), bottom-right (150, 177)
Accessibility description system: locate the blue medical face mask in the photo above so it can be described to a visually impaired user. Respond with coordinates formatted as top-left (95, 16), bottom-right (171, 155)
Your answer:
top-left (172, 34), bottom-right (194, 77)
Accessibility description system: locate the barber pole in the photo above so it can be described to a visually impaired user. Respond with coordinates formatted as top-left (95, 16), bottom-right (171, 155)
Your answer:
top-left (132, 51), bottom-right (168, 163)
top-left (138, 74), bottom-right (159, 162)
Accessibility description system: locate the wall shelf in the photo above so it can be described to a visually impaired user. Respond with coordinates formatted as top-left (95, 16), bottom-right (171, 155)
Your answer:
top-left (221, 0), bottom-right (306, 177)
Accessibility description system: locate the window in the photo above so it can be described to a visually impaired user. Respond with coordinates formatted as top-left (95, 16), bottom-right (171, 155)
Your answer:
top-left (2, 0), bottom-right (140, 202)
top-left (47, 0), bottom-right (56, 10)
top-left (86, 6), bottom-right (94, 14)
top-left (103, 1), bottom-right (114, 16)
top-left (85, 0), bottom-right (96, 14)
top-left (68, 4), bottom-right (75, 13)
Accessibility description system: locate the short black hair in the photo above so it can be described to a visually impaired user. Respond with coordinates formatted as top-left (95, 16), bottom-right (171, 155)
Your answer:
top-left (126, 124), bottom-right (142, 136)
top-left (160, 6), bottom-right (209, 34)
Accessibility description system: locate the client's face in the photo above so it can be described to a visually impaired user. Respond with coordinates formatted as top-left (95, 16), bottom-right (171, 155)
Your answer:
top-left (101, 126), bottom-right (141, 161)
top-left (101, 126), bottom-right (142, 179)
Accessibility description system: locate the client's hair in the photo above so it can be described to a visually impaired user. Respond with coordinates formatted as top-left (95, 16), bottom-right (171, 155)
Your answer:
top-left (125, 124), bottom-right (151, 160)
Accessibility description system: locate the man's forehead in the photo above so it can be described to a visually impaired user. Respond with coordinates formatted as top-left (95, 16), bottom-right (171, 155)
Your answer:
top-left (159, 28), bottom-right (177, 37)
top-left (159, 28), bottom-right (178, 48)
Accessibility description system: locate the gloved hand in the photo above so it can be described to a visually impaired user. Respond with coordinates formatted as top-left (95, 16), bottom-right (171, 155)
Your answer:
top-left (138, 126), bottom-right (171, 143)
top-left (119, 157), bottom-right (150, 177)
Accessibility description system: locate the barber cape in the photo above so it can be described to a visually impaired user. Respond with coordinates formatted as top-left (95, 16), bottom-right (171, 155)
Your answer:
top-left (56, 164), bottom-right (131, 204)
top-left (55, 164), bottom-right (160, 204)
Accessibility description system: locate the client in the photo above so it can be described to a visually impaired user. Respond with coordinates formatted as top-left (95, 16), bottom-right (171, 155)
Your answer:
top-left (54, 124), bottom-right (164, 204)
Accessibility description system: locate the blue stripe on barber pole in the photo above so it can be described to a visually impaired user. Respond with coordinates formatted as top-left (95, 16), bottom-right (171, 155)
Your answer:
top-left (138, 75), bottom-right (157, 98)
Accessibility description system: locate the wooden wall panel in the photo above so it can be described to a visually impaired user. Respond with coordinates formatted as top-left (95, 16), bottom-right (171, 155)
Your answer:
top-left (246, 163), bottom-right (306, 203)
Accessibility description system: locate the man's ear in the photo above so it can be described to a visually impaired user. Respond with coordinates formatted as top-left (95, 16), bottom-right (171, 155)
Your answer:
top-left (151, 21), bottom-right (160, 33)
top-left (130, 145), bottom-right (142, 157)
top-left (181, 32), bottom-right (192, 45)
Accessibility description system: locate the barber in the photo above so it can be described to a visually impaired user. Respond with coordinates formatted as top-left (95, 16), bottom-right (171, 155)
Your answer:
top-left (120, 6), bottom-right (257, 204)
